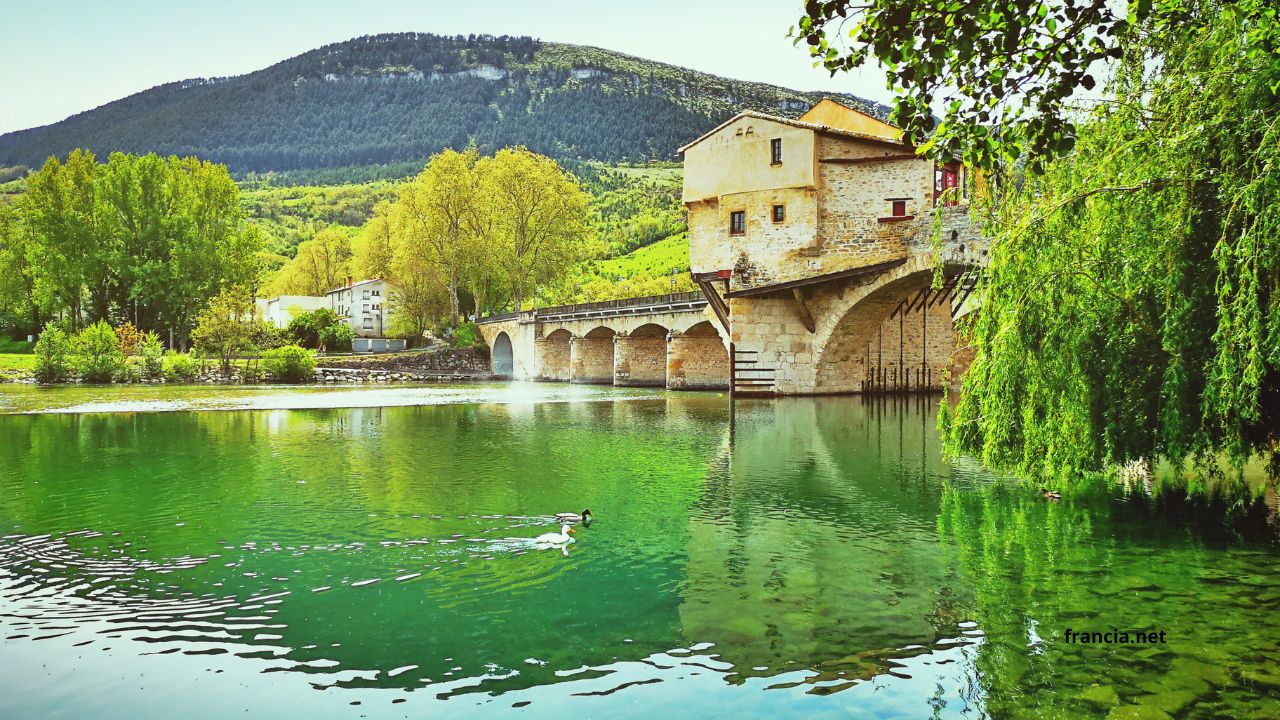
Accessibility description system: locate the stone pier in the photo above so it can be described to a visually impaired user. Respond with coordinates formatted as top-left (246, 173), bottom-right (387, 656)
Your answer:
top-left (613, 325), bottom-right (669, 387)
top-left (569, 329), bottom-right (616, 385)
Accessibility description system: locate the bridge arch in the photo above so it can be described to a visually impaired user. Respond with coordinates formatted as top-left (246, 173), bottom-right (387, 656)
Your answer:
top-left (491, 331), bottom-right (514, 378)
top-left (536, 328), bottom-right (572, 381)
top-left (570, 326), bottom-right (617, 384)
top-left (668, 320), bottom-right (730, 390)
top-left (614, 323), bottom-right (669, 387)
top-left (814, 257), bottom-right (973, 393)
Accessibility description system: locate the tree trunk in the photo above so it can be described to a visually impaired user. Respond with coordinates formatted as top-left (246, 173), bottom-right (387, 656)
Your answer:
top-left (447, 278), bottom-right (460, 326)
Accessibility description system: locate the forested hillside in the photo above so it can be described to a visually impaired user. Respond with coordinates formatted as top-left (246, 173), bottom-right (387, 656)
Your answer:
top-left (0, 33), bottom-right (886, 176)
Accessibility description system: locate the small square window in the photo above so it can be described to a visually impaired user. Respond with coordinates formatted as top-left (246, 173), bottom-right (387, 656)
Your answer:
top-left (771, 204), bottom-right (785, 223)
top-left (770, 138), bottom-right (782, 165)
top-left (363, 304), bottom-right (370, 313)
top-left (729, 210), bottom-right (746, 236)
top-left (363, 290), bottom-right (370, 299)
top-left (892, 200), bottom-right (908, 217)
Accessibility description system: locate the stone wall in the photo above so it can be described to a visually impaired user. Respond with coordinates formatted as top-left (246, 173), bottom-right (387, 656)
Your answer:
top-left (613, 333), bottom-right (667, 387)
top-left (855, 301), bottom-right (955, 392)
top-left (667, 326), bottom-right (730, 390)
top-left (536, 333), bottom-right (571, 381)
top-left (318, 347), bottom-right (489, 374)
top-left (569, 336), bottom-right (614, 385)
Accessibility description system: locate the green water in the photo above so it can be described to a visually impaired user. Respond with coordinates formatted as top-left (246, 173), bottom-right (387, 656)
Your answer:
top-left (1, 387), bottom-right (1277, 719)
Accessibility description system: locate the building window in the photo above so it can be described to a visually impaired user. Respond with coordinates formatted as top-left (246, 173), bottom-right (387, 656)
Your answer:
top-left (363, 319), bottom-right (373, 330)
top-left (892, 200), bottom-right (907, 217)
top-left (372, 290), bottom-right (380, 297)
top-left (362, 290), bottom-right (370, 299)
top-left (363, 304), bottom-right (370, 313)
top-left (729, 210), bottom-right (746, 236)
top-left (770, 138), bottom-right (782, 165)
top-left (771, 204), bottom-right (785, 223)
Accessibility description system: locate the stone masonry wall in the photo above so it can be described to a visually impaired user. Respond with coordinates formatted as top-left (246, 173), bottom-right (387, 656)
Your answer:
top-left (857, 301), bottom-right (955, 391)
top-left (569, 336), bottom-right (614, 384)
top-left (667, 332), bottom-right (729, 390)
top-left (536, 335), bottom-right (571, 381)
top-left (613, 334), bottom-right (667, 387)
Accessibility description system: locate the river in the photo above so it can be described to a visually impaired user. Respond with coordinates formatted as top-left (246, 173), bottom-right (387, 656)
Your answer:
top-left (0, 384), bottom-right (1277, 719)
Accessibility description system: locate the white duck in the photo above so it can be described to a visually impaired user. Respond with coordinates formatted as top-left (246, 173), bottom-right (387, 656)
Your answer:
top-left (535, 524), bottom-right (576, 545)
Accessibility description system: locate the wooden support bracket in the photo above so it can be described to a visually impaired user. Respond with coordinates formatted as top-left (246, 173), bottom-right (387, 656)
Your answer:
top-left (791, 288), bottom-right (816, 334)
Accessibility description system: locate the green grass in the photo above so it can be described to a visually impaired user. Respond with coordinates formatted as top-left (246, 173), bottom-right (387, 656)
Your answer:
top-left (0, 353), bottom-right (36, 371)
top-left (0, 338), bottom-right (34, 354)
top-left (592, 232), bottom-right (690, 279)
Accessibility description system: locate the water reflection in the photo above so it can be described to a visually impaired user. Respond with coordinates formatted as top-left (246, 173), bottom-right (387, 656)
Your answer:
top-left (0, 391), bottom-right (1277, 719)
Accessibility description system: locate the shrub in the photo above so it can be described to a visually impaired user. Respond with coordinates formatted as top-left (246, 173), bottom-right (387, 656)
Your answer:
top-left (115, 322), bottom-right (143, 356)
top-left (33, 323), bottom-right (73, 383)
top-left (115, 357), bottom-right (144, 383)
top-left (320, 322), bottom-right (355, 352)
top-left (263, 345), bottom-right (316, 383)
top-left (74, 321), bottom-right (125, 383)
top-left (287, 308), bottom-right (349, 351)
top-left (163, 351), bottom-right (199, 382)
top-left (450, 321), bottom-right (483, 349)
top-left (191, 289), bottom-right (253, 378)
top-left (139, 332), bottom-right (164, 379)
top-left (250, 320), bottom-right (286, 351)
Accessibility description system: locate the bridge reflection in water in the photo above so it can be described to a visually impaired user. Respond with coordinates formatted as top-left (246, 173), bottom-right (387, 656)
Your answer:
top-left (1, 392), bottom-right (1277, 718)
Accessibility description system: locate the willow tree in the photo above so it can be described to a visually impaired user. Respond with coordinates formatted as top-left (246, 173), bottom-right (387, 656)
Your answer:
top-left (475, 147), bottom-right (592, 311)
top-left (796, 0), bottom-right (1280, 481)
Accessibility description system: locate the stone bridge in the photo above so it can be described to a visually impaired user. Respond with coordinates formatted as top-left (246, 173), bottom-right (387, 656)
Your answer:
top-left (477, 292), bottom-right (731, 390)
top-left (699, 207), bottom-right (986, 395)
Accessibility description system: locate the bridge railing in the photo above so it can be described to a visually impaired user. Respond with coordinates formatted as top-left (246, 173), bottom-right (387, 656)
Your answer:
top-left (477, 291), bottom-right (705, 324)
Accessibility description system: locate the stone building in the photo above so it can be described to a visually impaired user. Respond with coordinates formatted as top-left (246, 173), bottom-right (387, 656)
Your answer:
top-left (681, 98), bottom-right (983, 395)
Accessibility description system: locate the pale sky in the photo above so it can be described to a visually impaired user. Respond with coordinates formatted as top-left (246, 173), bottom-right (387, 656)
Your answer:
top-left (0, 0), bottom-right (890, 136)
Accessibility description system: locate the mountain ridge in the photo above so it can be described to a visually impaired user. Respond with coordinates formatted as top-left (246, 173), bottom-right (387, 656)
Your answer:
top-left (0, 33), bottom-right (888, 175)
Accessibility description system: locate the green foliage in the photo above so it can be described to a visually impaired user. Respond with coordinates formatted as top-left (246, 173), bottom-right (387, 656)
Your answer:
top-left (553, 232), bottom-right (694, 304)
top-left (32, 322), bottom-right (72, 383)
top-left (943, 4), bottom-right (1280, 482)
top-left (191, 289), bottom-right (254, 377)
top-left (320, 323), bottom-right (355, 353)
top-left (287, 308), bottom-right (347, 350)
top-left (240, 182), bottom-right (397, 255)
top-left (263, 344), bottom-right (317, 383)
top-left (0, 337), bottom-right (34, 354)
top-left (7, 150), bottom-right (260, 340)
top-left (449, 322), bottom-right (483, 349)
top-left (794, 0), bottom-right (1279, 172)
top-left (73, 321), bottom-right (125, 384)
top-left (162, 351), bottom-right (199, 382)
top-left (139, 332), bottom-right (164, 378)
top-left (248, 320), bottom-right (286, 351)
top-left (0, 33), bottom-right (885, 175)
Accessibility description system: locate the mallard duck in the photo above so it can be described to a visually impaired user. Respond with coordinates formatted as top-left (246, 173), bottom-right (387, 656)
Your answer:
top-left (535, 524), bottom-right (576, 545)
top-left (556, 509), bottom-right (592, 523)
top-left (1040, 489), bottom-right (1062, 501)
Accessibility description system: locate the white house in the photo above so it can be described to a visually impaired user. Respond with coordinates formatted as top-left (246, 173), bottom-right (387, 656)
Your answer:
top-left (257, 295), bottom-right (329, 329)
top-left (326, 277), bottom-right (396, 339)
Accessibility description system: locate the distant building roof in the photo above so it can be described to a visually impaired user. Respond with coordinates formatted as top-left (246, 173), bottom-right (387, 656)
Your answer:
top-left (325, 278), bottom-right (387, 295)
